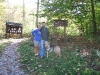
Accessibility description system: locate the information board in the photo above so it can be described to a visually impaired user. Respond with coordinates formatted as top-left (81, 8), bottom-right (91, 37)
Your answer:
top-left (54, 20), bottom-right (68, 26)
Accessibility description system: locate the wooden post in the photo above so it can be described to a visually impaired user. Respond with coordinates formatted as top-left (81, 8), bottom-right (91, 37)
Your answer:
top-left (64, 26), bottom-right (66, 37)
top-left (23, 0), bottom-right (25, 25)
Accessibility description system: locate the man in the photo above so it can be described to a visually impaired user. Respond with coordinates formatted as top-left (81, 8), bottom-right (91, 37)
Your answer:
top-left (31, 25), bottom-right (41, 57)
top-left (40, 22), bottom-right (49, 58)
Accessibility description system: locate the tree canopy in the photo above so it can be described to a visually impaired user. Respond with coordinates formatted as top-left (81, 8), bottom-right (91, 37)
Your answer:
top-left (40, 0), bottom-right (100, 38)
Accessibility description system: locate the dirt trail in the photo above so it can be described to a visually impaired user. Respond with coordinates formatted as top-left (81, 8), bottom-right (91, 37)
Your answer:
top-left (0, 38), bottom-right (28, 75)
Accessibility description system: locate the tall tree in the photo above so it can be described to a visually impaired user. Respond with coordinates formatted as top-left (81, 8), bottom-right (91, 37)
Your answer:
top-left (91, 0), bottom-right (97, 36)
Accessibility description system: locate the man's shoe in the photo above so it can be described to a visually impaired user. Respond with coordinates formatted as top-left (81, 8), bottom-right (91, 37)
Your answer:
top-left (41, 56), bottom-right (44, 59)
top-left (41, 56), bottom-right (43, 59)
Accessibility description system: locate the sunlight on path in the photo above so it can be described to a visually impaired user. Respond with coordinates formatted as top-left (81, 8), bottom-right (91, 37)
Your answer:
top-left (0, 38), bottom-right (28, 75)
top-left (0, 38), bottom-right (28, 44)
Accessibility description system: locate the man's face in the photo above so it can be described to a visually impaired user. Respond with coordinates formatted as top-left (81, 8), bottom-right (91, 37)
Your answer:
top-left (42, 23), bottom-right (46, 26)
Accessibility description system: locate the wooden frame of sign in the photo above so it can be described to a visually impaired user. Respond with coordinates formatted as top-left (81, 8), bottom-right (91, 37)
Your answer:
top-left (6, 22), bottom-right (23, 38)
top-left (54, 20), bottom-right (68, 37)
top-left (54, 20), bottom-right (68, 27)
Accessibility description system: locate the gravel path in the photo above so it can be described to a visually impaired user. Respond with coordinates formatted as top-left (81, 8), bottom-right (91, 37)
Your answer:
top-left (0, 39), bottom-right (27, 75)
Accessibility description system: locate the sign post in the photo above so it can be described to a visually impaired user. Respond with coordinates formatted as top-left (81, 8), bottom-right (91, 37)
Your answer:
top-left (54, 20), bottom-right (68, 37)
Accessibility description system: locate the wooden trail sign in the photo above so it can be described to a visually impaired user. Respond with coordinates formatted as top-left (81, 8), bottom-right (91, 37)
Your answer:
top-left (54, 20), bottom-right (68, 27)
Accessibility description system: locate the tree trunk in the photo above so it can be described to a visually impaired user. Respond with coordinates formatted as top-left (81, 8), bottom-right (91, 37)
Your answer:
top-left (36, 0), bottom-right (39, 26)
top-left (91, 0), bottom-right (97, 37)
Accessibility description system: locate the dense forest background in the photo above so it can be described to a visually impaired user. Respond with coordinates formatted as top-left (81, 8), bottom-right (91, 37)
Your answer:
top-left (0, 0), bottom-right (100, 41)
top-left (40, 0), bottom-right (100, 39)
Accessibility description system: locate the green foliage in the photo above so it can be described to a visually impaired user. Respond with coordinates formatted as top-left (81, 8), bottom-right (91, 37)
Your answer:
top-left (18, 40), bottom-right (100, 75)
top-left (95, 36), bottom-right (100, 43)
top-left (0, 41), bottom-right (9, 56)
top-left (0, 44), bottom-right (5, 56)
top-left (40, 0), bottom-right (100, 38)
top-left (0, 1), bottom-right (6, 38)
top-left (0, 0), bottom-right (5, 2)
top-left (0, 0), bottom-right (100, 39)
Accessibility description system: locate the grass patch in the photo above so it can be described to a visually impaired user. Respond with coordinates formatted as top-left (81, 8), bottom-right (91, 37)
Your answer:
top-left (18, 40), bottom-right (100, 75)
top-left (0, 40), bottom-right (9, 56)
